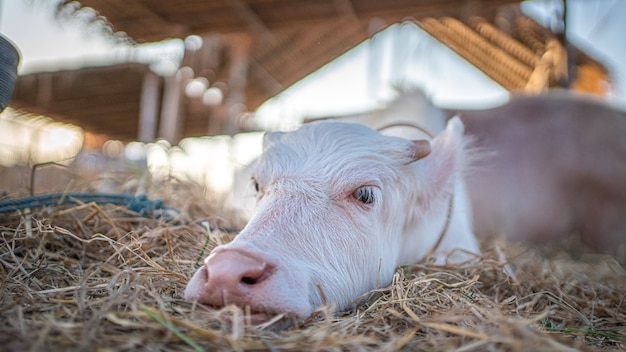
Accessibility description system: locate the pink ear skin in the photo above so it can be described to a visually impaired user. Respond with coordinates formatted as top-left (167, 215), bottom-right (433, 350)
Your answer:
top-left (408, 140), bottom-right (432, 162)
top-left (418, 117), bottom-right (466, 197)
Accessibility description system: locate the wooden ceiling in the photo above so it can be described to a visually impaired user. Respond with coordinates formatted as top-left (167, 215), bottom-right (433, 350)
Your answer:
top-left (66, 0), bottom-right (520, 42)
top-left (11, 0), bottom-right (525, 144)
top-left (65, 0), bottom-right (520, 109)
top-left (418, 9), bottom-right (610, 94)
top-left (12, 63), bottom-right (150, 141)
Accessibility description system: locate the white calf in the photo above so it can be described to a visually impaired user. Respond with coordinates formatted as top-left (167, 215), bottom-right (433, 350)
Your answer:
top-left (185, 117), bottom-right (480, 321)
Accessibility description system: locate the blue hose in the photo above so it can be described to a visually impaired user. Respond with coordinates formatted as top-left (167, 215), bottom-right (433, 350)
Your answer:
top-left (0, 193), bottom-right (177, 217)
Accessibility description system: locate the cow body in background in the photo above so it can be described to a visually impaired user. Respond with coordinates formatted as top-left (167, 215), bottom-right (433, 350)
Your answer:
top-left (457, 93), bottom-right (626, 256)
top-left (364, 91), bottom-right (626, 256)
top-left (185, 118), bottom-right (480, 321)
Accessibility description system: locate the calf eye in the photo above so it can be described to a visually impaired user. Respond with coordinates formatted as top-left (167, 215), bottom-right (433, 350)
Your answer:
top-left (251, 178), bottom-right (259, 192)
top-left (354, 186), bottom-right (375, 204)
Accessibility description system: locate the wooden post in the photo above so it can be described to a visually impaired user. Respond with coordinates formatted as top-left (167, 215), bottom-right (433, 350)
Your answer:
top-left (137, 70), bottom-right (160, 143)
top-left (158, 68), bottom-right (192, 144)
top-left (555, 0), bottom-right (573, 88)
top-left (563, 0), bottom-right (576, 88)
top-left (224, 34), bottom-right (252, 135)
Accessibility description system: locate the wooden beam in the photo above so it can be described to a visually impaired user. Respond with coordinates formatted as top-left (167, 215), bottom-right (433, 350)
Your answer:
top-left (159, 68), bottom-right (192, 144)
top-left (333, 0), bottom-right (357, 20)
top-left (137, 70), bottom-right (161, 143)
top-left (230, 0), bottom-right (276, 43)
top-left (225, 35), bottom-right (252, 135)
top-left (68, 0), bottom-right (189, 42)
top-left (249, 59), bottom-right (284, 96)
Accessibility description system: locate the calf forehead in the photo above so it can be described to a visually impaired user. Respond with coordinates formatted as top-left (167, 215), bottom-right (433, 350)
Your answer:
top-left (256, 122), bottom-right (409, 182)
top-left (278, 122), bottom-right (387, 157)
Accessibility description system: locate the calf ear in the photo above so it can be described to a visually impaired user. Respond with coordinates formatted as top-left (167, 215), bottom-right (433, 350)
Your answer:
top-left (407, 140), bottom-right (432, 162)
top-left (417, 116), bottom-right (466, 197)
top-left (262, 131), bottom-right (285, 151)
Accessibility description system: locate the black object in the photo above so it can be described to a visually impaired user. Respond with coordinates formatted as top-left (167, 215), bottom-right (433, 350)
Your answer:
top-left (0, 34), bottom-right (20, 112)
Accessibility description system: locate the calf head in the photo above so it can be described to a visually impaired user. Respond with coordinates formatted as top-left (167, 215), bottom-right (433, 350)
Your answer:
top-left (185, 117), bottom-right (478, 322)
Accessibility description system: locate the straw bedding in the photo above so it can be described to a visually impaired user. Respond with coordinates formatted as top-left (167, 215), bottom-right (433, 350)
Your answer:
top-left (1, 169), bottom-right (624, 351)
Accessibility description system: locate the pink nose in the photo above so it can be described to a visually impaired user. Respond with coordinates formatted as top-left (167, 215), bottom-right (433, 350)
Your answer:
top-left (197, 249), bottom-right (273, 307)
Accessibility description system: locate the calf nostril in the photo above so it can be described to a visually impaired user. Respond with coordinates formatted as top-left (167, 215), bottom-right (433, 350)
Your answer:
top-left (204, 249), bottom-right (272, 294)
top-left (240, 266), bottom-right (270, 285)
top-left (241, 276), bottom-right (257, 285)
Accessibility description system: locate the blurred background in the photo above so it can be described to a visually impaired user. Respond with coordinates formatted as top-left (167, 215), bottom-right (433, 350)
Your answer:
top-left (0, 0), bottom-right (624, 205)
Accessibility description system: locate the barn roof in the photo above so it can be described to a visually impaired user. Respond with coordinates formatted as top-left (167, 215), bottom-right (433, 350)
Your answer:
top-left (417, 6), bottom-right (610, 93)
top-left (9, 0), bottom-right (610, 145)
top-left (58, 0), bottom-right (520, 108)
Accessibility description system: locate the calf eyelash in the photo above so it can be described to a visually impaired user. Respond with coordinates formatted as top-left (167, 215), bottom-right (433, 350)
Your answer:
top-left (354, 186), bottom-right (375, 204)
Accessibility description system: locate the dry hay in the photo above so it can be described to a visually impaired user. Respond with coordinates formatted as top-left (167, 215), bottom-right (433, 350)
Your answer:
top-left (1, 173), bottom-right (625, 351)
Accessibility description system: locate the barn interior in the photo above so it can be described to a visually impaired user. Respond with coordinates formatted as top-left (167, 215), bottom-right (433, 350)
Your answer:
top-left (0, 1), bottom-right (625, 350)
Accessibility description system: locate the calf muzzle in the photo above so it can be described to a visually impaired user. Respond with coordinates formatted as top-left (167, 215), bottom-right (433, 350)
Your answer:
top-left (186, 249), bottom-right (274, 308)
